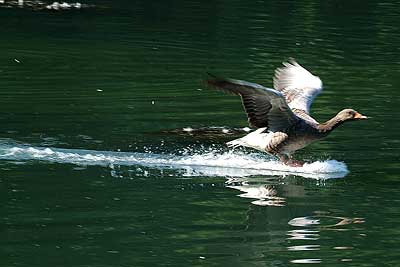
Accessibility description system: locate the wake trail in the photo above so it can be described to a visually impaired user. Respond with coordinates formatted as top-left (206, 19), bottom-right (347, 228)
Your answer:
top-left (0, 143), bottom-right (348, 179)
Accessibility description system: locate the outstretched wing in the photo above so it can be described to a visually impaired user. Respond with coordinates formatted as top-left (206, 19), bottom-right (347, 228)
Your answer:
top-left (273, 59), bottom-right (323, 115)
top-left (205, 75), bottom-right (299, 132)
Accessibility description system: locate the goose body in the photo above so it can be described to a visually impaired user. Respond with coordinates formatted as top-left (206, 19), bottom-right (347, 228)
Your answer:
top-left (206, 60), bottom-right (367, 166)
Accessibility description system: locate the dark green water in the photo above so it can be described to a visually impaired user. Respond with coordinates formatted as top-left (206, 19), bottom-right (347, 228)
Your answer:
top-left (1, 1), bottom-right (400, 266)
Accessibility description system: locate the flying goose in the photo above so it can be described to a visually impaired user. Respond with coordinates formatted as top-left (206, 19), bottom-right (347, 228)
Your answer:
top-left (206, 59), bottom-right (368, 167)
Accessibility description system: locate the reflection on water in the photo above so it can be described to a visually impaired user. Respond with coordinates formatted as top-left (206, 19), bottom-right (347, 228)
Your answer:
top-left (290, 258), bottom-right (322, 264)
top-left (288, 229), bottom-right (320, 241)
top-left (226, 177), bottom-right (286, 206)
top-left (287, 212), bottom-right (365, 264)
top-left (227, 184), bottom-right (285, 207)
top-left (288, 215), bottom-right (365, 228)
top-left (288, 244), bottom-right (320, 251)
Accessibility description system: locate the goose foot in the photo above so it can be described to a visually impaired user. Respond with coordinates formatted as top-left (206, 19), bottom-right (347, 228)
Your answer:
top-left (278, 155), bottom-right (304, 167)
top-left (286, 160), bottom-right (304, 167)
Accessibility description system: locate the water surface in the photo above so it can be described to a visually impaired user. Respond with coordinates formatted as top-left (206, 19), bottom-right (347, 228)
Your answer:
top-left (1, 1), bottom-right (400, 266)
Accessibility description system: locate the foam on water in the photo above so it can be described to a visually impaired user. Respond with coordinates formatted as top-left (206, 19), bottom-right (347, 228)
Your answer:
top-left (0, 144), bottom-right (349, 179)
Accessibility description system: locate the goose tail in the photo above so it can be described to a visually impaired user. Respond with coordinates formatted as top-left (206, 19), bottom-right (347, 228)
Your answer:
top-left (226, 127), bottom-right (269, 151)
top-left (226, 138), bottom-right (244, 148)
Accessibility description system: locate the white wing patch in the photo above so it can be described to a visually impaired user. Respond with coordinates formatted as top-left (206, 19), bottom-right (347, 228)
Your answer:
top-left (273, 60), bottom-right (323, 114)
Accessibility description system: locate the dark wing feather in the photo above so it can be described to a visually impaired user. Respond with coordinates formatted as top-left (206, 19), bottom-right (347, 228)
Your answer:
top-left (205, 76), bottom-right (299, 131)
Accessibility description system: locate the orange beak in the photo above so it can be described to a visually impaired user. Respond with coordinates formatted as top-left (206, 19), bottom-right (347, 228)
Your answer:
top-left (354, 112), bottom-right (368, 119)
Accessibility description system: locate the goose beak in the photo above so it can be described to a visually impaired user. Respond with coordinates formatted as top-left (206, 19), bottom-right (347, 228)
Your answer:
top-left (354, 112), bottom-right (368, 119)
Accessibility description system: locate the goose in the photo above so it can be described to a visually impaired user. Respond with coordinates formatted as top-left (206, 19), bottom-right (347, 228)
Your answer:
top-left (205, 59), bottom-right (368, 167)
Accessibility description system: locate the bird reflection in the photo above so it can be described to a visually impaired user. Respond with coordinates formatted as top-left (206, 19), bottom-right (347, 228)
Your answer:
top-left (227, 184), bottom-right (285, 206)
top-left (225, 175), bottom-right (312, 207)
top-left (288, 214), bottom-right (365, 228)
top-left (225, 177), bottom-right (286, 206)
top-left (287, 212), bottom-right (365, 263)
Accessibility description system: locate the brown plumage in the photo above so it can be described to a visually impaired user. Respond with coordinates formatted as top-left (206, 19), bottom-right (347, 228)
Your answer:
top-left (205, 60), bottom-right (368, 167)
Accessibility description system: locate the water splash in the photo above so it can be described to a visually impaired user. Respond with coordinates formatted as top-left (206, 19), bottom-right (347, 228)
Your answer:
top-left (0, 143), bottom-right (349, 179)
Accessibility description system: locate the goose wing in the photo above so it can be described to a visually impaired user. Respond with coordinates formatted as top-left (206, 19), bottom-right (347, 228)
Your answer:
top-left (273, 59), bottom-right (323, 115)
top-left (206, 76), bottom-right (299, 131)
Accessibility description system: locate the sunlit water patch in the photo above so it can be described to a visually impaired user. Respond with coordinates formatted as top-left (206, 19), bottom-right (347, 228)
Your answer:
top-left (0, 142), bottom-right (348, 179)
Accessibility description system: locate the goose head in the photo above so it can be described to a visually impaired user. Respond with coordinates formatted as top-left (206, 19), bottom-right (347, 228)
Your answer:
top-left (336, 109), bottom-right (368, 121)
